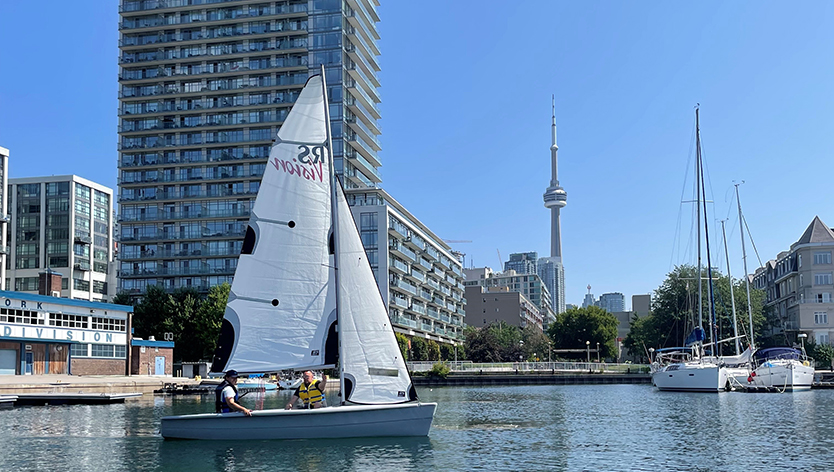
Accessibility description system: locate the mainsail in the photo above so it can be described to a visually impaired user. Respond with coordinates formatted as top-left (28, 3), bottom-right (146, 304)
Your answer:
top-left (211, 76), bottom-right (337, 373)
top-left (334, 183), bottom-right (416, 404)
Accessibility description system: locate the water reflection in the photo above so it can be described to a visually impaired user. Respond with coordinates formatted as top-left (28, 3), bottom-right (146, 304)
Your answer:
top-left (2, 385), bottom-right (834, 470)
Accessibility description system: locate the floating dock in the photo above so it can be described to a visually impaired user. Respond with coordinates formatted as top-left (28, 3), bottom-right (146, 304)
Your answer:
top-left (0, 395), bottom-right (18, 408)
top-left (13, 392), bottom-right (143, 406)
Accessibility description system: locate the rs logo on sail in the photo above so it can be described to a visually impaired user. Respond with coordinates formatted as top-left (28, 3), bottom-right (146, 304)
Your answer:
top-left (272, 145), bottom-right (327, 182)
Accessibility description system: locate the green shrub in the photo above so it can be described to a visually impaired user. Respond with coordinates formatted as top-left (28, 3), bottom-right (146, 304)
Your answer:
top-left (429, 362), bottom-right (451, 379)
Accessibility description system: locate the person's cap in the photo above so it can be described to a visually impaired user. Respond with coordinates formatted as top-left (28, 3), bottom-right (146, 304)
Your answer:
top-left (225, 370), bottom-right (239, 378)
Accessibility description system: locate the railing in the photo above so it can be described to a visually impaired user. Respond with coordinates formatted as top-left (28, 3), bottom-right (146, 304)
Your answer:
top-left (391, 315), bottom-right (417, 329)
top-left (410, 303), bottom-right (426, 316)
top-left (391, 297), bottom-right (408, 309)
top-left (406, 361), bottom-right (652, 374)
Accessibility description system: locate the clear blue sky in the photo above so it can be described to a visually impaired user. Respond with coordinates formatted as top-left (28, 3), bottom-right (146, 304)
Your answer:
top-left (2, 2), bottom-right (833, 308)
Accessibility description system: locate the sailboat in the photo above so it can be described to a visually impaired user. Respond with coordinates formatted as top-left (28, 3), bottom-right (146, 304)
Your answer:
top-left (652, 107), bottom-right (752, 392)
top-left (730, 185), bottom-right (814, 392)
top-left (160, 71), bottom-right (436, 440)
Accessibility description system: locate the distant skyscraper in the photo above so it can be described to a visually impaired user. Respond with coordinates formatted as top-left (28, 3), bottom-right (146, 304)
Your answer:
top-left (540, 97), bottom-right (567, 315)
top-left (598, 292), bottom-right (625, 313)
top-left (582, 285), bottom-right (595, 308)
top-left (505, 252), bottom-right (538, 275)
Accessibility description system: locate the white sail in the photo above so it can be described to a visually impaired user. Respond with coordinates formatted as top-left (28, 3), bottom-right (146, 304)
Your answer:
top-left (334, 182), bottom-right (415, 404)
top-left (213, 76), bottom-right (337, 373)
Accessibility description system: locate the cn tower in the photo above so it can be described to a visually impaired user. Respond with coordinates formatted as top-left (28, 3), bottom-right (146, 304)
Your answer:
top-left (538, 96), bottom-right (567, 318)
top-left (542, 96), bottom-right (567, 257)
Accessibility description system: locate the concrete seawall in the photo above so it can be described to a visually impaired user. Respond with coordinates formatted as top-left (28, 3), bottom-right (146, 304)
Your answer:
top-left (412, 372), bottom-right (652, 387)
top-left (0, 375), bottom-right (200, 395)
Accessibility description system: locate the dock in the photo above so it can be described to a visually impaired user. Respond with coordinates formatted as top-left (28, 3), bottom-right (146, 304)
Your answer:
top-left (0, 374), bottom-right (200, 396)
top-left (13, 392), bottom-right (143, 406)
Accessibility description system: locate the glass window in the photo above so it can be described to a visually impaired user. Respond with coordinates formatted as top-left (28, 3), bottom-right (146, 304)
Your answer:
top-left (814, 252), bottom-right (832, 265)
top-left (70, 343), bottom-right (89, 357)
top-left (815, 273), bottom-right (833, 286)
top-left (815, 312), bottom-right (829, 325)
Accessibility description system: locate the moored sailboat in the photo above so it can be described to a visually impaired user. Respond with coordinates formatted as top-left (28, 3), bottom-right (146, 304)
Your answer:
top-left (160, 71), bottom-right (436, 440)
top-left (730, 184), bottom-right (814, 392)
top-left (652, 106), bottom-right (751, 392)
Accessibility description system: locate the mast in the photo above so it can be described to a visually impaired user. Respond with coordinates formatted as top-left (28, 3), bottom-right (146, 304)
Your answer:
top-left (695, 107), bottom-right (703, 335)
top-left (320, 65), bottom-right (345, 404)
top-left (721, 220), bottom-right (740, 355)
top-left (699, 121), bottom-right (718, 356)
top-left (735, 183), bottom-right (755, 350)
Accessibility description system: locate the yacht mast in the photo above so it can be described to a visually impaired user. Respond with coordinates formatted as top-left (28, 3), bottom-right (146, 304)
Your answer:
top-left (695, 107), bottom-right (703, 334)
top-left (735, 183), bottom-right (756, 350)
top-left (320, 65), bottom-right (345, 404)
top-left (721, 220), bottom-right (741, 355)
top-left (697, 109), bottom-right (718, 355)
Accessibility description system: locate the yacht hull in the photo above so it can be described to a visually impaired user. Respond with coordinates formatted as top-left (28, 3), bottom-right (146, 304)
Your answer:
top-left (744, 361), bottom-right (814, 391)
top-left (160, 402), bottom-right (437, 440)
top-left (652, 364), bottom-right (742, 392)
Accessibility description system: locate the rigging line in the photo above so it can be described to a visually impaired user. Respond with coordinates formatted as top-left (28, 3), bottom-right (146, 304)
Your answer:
top-left (670, 119), bottom-right (699, 270)
top-left (742, 213), bottom-right (766, 267)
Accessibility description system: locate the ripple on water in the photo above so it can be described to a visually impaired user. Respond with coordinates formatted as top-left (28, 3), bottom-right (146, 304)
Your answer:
top-left (3, 385), bottom-right (834, 471)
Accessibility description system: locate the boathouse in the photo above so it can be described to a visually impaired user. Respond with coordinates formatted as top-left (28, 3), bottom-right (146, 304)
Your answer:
top-left (0, 290), bottom-right (132, 375)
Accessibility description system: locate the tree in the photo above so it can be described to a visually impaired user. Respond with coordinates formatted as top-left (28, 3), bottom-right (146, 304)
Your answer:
top-left (395, 333), bottom-right (410, 362)
top-left (411, 337), bottom-right (430, 361)
top-left (132, 285), bottom-right (175, 340)
top-left (427, 340), bottom-right (441, 361)
top-left (623, 265), bottom-right (768, 356)
top-left (521, 325), bottom-right (551, 361)
top-left (192, 283), bottom-right (230, 360)
top-left (464, 325), bottom-right (502, 362)
top-left (548, 306), bottom-right (618, 360)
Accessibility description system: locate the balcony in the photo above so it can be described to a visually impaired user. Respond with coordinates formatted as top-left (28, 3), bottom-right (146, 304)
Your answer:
top-left (415, 289), bottom-right (432, 302)
top-left (391, 296), bottom-right (409, 309)
top-left (450, 317), bottom-right (462, 327)
top-left (434, 326), bottom-right (447, 336)
top-left (409, 303), bottom-right (427, 316)
top-left (391, 314), bottom-right (417, 329)
top-left (345, 59), bottom-right (381, 102)
top-left (390, 277), bottom-right (417, 296)
top-left (419, 258), bottom-right (433, 271)
top-left (405, 269), bottom-right (426, 284)
top-left (405, 234), bottom-right (426, 252)
top-left (440, 313), bottom-right (451, 324)
top-left (388, 257), bottom-right (409, 275)
top-left (345, 113), bottom-right (381, 152)
top-left (119, 207), bottom-right (250, 222)
top-left (424, 246), bottom-right (439, 261)
top-left (420, 322), bottom-right (433, 332)
top-left (431, 295), bottom-right (445, 307)
top-left (389, 241), bottom-right (415, 261)
top-left (427, 307), bottom-right (440, 320)
top-left (344, 143), bottom-right (381, 183)
top-left (427, 277), bottom-right (440, 290)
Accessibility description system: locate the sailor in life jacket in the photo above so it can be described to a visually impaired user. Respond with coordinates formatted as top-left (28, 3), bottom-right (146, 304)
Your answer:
top-left (215, 370), bottom-right (252, 416)
top-left (285, 370), bottom-right (328, 410)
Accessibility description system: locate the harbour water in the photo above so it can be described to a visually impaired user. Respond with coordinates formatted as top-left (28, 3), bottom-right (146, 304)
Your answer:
top-left (3, 384), bottom-right (834, 471)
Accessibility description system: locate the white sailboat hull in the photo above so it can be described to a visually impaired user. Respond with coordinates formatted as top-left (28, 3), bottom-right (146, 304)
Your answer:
top-left (652, 363), bottom-right (742, 392)
top-left (743, 360), bottom-right (815, 391)
top-left (160, 402), bottom-right (437, 440)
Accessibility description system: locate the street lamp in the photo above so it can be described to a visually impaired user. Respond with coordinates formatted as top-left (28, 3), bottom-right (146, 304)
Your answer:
top-left (586, 340), bottom-right (590, 363)
top-left (596, 342), bottom-right (600, 362)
